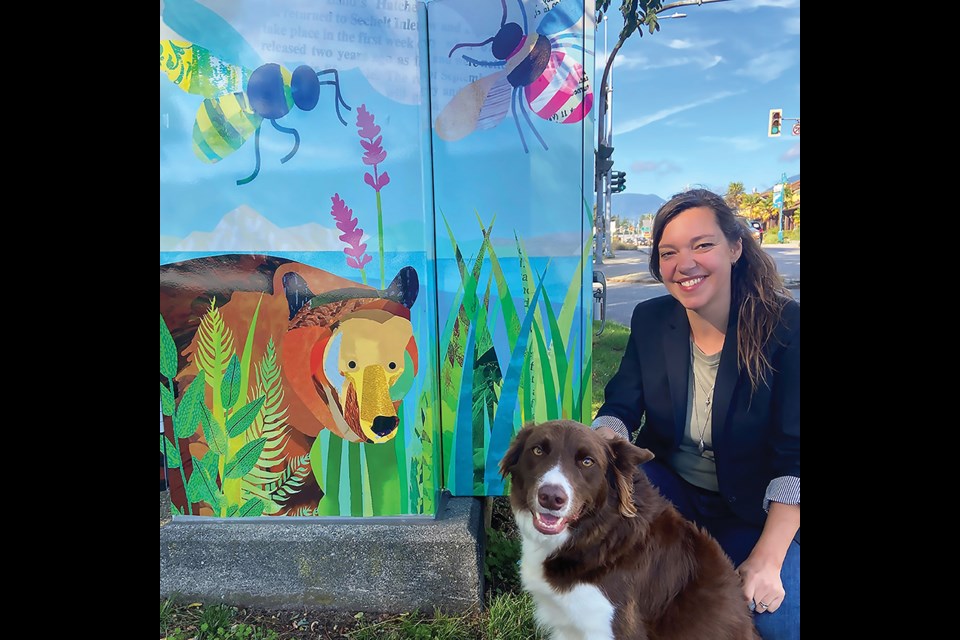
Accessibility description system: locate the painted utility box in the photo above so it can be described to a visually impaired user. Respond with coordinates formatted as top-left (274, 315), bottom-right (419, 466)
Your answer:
top-left (160, 0), bottom-right (595, 519)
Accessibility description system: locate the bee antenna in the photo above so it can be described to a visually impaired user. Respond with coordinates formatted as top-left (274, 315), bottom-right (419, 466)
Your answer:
top-left (448, 37), bottom-right (495, 58)
top-left (501, 0), bottom-right (508, 27)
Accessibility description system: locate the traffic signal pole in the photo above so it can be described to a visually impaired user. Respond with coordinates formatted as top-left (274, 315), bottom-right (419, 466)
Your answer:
top-left (594, 19), bottom-right (612, 265)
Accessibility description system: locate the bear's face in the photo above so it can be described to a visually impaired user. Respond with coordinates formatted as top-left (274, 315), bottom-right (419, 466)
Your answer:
top-left (326, 310), bottom-right (415, 443)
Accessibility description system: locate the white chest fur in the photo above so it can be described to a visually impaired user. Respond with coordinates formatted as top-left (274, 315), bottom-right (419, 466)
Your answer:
top-left (517, 514), bottom-right (616, 640)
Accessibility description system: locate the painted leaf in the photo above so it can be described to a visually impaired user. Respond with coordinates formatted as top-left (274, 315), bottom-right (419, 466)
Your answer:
top-left (174, 370), bottom-right (206, 439)
top-left (224, 437), bottom-right (267, 479)
top-left (160, 314), bottom-right (178, 379)
top-left (198, 452), bottom-right (222, 513)
top-left (160, 435), bottom-right (181, 469)
top-left (226, 396), bottom-right (266, 437)
top-left (186, 453), bottom-right (220, 508)
top-left (221, 354), bottom-right (242, 410)
top-left (227, 505), bottom-right (238, 517)
top-left (199, 401), bottom-right (227, 456)
top-left (238, 498), bottom-right (264, 517)
top-left (160, 383), bottom-right (175, 417)
top-left (170, 502), bottom-right (182, 516)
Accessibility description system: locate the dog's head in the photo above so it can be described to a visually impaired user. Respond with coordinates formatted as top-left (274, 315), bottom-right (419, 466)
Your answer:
top-left (499, 420), bottom-right (654, 537)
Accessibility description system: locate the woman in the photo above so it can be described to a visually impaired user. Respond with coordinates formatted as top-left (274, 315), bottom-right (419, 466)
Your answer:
top-left (593, 188), bottom-right (799, 639)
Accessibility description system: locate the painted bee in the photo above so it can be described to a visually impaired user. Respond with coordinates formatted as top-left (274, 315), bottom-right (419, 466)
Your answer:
top-left (160, 40), bottom-right (351, 185)
top-left (434, 0), bottom-right (593, 153)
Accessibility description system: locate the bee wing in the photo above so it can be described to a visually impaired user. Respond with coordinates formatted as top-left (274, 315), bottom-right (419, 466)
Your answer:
top-left (536, 0), bottom-right (586, 36)
top-left (161, 40), bottom-right (251, 98)
top-left (191, 92), bottom-right (263, 164)
top-left (434, 71), bottom-right (511, 142)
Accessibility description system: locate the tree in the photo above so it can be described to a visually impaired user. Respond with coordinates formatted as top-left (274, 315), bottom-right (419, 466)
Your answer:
top-left (725, 182), bottom-right (745, 212)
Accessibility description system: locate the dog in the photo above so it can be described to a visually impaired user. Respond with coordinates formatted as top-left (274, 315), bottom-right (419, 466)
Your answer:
top-left (499, 419), bottom-right (760, 640)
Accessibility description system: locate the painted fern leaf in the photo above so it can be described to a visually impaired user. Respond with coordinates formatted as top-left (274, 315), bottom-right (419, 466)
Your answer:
top-left (266, 453), bottom-right (312, 505)
top-left (245, 339), bottom-right (294, 485)
top-left (194, 298), bottom-right (236, 386)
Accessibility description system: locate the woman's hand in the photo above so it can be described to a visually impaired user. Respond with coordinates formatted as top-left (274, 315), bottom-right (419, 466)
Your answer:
top-left (737, 552), bottom-right (785, 613)
top-left (594, 426), bottom-right (623, 441)
top-left (738, 501), bottom-right (799, 614)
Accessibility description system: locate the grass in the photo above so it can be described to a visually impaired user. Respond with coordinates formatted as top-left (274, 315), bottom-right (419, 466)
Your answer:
top-left (592, 320), bottom-right (631, 417)
top-left (160, 322), bottom-right (630, 640)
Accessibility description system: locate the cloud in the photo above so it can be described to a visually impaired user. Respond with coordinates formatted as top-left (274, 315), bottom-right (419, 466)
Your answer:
top-left (630, 160), bottom-right (681, 175)
top-left (615, 90), bottom-right (743, 135)
top-left (784, 16), bottom-right (800, 35)
top-left (700, 136), bottom-right (764, 152)
top-left (780, 143), bottom-right (800, 161)
top-left (734, 50), bottom-right (797, 83)
top-left (611, 51), bottom-right (722, 73)
top-left (716, 0), bottom-right (800, 11)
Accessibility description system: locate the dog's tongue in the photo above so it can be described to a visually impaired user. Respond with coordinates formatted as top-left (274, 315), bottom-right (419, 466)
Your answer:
top-left (534, 512), bottom-right (568, 535)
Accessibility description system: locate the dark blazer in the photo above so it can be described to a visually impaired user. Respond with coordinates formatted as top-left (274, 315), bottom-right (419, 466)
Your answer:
top-left (596, 294), bottom-right (800, 533)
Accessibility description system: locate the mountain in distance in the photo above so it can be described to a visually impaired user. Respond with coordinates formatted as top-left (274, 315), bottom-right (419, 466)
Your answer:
top-left (610, 193), bottom-right (666, 220)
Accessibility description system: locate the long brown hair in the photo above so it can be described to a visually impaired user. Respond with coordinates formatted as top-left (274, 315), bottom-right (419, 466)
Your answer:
top-left (648, 188), bottom-right (791, 391)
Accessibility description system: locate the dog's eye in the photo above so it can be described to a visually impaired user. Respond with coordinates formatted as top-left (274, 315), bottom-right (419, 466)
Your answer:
top-left (532, 446), bottom-right (543, 456)
top-left (581, 457), bottom-right (595, 467)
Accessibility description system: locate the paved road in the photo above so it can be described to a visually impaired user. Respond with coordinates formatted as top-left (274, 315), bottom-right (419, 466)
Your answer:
top-left (594, 242), bottom-right (800, 327)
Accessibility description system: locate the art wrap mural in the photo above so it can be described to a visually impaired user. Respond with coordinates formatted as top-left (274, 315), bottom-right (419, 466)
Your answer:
top-left (160, 0), bottom-right (595, 518)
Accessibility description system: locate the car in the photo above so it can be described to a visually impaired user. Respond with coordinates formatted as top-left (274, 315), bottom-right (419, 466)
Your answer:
top-left (736, 216), bottom-right (763, 244)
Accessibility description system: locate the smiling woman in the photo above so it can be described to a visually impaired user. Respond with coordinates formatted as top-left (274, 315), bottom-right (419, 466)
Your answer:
top-left (592, 188), bottom-right (800, 640)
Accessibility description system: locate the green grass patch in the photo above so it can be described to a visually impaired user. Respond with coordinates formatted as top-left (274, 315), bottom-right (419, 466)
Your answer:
top-left (349, 608), bottom-right (481, 639)
top-left (591, 320), bottom-right (630, 416)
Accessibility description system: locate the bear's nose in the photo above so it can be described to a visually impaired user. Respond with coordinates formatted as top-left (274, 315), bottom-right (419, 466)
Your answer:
top-left (538, 484), bottom-right (568, 510)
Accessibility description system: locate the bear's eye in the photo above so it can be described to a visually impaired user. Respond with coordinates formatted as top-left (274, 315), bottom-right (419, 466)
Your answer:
top-left (581, 457), bottom-right (595, 467)
top-left (348, 361), bottom-right (357, 369)
top-left (532, 446), bottom-right (543, 456)
top-left (389, 362), bottom-right (397, 370)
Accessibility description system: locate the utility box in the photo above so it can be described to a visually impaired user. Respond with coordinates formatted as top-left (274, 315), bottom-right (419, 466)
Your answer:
top-left (160, 0), bottom-right (596, 522)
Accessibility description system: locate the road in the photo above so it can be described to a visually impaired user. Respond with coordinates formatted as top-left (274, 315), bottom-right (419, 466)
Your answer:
top-left (596, 243), bottom-right (800, 328)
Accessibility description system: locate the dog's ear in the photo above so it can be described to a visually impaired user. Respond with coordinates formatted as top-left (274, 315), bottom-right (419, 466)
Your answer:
top-left (609, 440), bottom-right (655, 518)
top-left (499, 425), bottom-right (534, 479)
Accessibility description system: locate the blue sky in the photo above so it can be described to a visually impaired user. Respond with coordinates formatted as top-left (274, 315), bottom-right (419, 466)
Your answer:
top-left (598, 0), bottom-right (800, 199)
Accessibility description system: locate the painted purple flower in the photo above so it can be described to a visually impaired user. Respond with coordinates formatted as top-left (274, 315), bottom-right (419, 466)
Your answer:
top-left (357, 104), bottom-right (390, 192)
top-left (329, 193), bottom-right (372, 273)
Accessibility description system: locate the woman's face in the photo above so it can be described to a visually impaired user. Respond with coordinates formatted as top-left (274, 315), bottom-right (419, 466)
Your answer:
top-left (657, 206), bottom-right (742, 315)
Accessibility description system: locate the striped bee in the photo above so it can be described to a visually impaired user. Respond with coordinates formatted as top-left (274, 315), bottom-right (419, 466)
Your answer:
top-left (160, 40), bottom-right (350, 185)
top-left (434, 0), bottom-right (593, 153)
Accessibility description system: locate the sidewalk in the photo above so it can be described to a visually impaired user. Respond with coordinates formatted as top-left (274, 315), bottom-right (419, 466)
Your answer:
top-left (595, 241), bottom-right (800, 288)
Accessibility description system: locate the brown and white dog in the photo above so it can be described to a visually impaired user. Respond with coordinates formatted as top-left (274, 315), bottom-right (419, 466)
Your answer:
top-left (499, 420), bottom-right (760, 640)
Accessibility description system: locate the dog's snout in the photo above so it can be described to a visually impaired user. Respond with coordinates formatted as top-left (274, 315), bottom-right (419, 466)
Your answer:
top-left (538, 484), bottom-right (568, 510)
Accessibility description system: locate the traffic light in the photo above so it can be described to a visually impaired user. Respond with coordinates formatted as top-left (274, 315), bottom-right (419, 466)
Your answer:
top-left (610, 170), bottom-right (627, 193)
top-left (596, 144), bottom-right (614, 181)
top-left (768, 109), bottom-right (782, 137)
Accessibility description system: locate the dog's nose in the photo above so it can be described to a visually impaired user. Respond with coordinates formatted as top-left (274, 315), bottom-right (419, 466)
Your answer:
top-left (538, 484), bottom-right (568, 510)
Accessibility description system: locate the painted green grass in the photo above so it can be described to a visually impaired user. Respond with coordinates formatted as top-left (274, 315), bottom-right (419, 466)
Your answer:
top-left (437, 211), bottom-right (594, 496)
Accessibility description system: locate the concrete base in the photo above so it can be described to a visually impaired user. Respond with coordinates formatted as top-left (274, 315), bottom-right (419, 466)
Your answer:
top-left (160, 492), bottom-right (485, 613)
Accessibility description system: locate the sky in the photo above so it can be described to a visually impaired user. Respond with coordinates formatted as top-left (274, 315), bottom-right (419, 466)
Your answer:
top-left (597, 0), bottom-right (800, 199)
